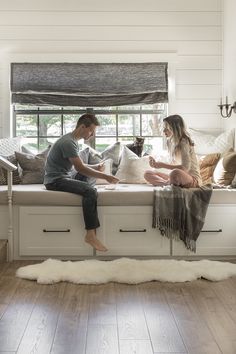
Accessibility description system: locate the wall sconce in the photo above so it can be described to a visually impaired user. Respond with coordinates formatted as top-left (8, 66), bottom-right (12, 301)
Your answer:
top-left (218, 96), bottom-right (236, 118)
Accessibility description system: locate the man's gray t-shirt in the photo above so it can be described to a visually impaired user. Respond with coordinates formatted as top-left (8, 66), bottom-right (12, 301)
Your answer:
top-left (44, 133), bottom-right (79, 184)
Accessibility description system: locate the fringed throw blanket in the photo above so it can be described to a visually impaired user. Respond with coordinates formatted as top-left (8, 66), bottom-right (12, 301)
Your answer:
top-left (153, 185), bottom-right (213, 252)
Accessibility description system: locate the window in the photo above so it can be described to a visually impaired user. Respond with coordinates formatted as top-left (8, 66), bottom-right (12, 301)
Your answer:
top-left (13, 103), bottom-right (167, 154)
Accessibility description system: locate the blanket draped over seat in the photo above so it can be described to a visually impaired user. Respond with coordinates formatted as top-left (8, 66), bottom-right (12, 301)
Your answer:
top-left (152, 185), bottom-right (213, 252)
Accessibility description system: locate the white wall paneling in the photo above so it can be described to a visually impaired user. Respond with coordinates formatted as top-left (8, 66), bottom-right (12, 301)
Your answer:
top-left (0, 0), bottom-right (222, 12)
top-left (0, 11), bottom-right (221, 26)
top-left (0, 40), bottom-right (222, 56)
top-left (0, 0), bottom-right (223, 137)
top-left (223, 0), bottom-right (236, 130)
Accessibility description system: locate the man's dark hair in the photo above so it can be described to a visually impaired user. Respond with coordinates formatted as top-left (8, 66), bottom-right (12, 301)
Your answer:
top-left (76, 113), bottom-right (100, 129)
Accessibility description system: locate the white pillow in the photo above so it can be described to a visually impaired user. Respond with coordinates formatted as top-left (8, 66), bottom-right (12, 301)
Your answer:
top-left (189, 129), bottom-right (234, 155)
top-left (95, 159), bottom-right (113, 185)
top-left (78, 146), bottom-right (112, 185)
top-left (83, 142), bottom-right (122, 175)
top-left (0, 136), bottom-right (21, 155)
top-left (115, 146), bottom-right (150, 184)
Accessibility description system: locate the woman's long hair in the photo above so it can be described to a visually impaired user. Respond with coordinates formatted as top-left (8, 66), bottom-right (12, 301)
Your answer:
top-left (163, 114), bottom-right (194, 153)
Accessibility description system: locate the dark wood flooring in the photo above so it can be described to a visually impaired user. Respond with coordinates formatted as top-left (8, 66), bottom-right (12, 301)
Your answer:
top-left (0, 261), bottom-right (236, 354)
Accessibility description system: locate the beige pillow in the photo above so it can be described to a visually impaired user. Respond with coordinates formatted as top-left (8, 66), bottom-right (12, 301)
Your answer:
top-left (15, 146), bottom-right (51, 184)
top-left (213, 149), bottom-right (236, 185)
top-left (115, 146), bottom-right (150, 184)
top-left (199, 153), bottom-right (221, 185)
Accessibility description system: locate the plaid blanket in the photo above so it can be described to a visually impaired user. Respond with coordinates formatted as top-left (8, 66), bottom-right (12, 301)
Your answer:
top-left (152, 184), bottom-right (213, 252)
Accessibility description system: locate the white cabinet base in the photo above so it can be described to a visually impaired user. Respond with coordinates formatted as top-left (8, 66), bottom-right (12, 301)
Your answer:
top-left (16, 204), bottom-right (236, 259)
top-left (173, 205), bottom-right (236, 256)
top-left (19, 206), bottom-right (93, 256)
top-left (97, 206), bottom-right (170, 256)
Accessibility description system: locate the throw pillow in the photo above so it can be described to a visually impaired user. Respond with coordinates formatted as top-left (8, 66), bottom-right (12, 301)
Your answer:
top-left (15, 146), bottom-right (51, 184)
top-left (189, 129), bottom-right (234, 155)
top-left (0, 136), bottom-right (21, 155)
top-left (199, 153), bottom-right (221, 185)
top-left (115, 146), bottom-right (150, 184)
top-left (231, 173), bottom-right (236, 188)
top-left (0, 154), bottom-right (21, 185)
top-left (78, 146), bottom-right (112, 185)
top-left (213, 149), bottom-right (236, 185)
top-left (87, 142), bottom-right (122, 174)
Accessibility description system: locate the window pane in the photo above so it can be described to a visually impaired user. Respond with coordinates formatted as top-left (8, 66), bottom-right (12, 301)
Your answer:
top-left (39, 106), bottom-right (62, 110)
top-left (95, 137), bottom-right (117, 151)
top-left (143, 137), bottom-right (165, 156)
top-left (16, 115), bottom-right (37, 136)
top-left (142, 114), bottom-right (163, 136)
top-left (39, 137), bottom-right (58, 151)
top-left (39, 115), bottom-right (62, 136)
top-left (118, 114), bottom-right (140, 136)
top-left (21, 137), bottom-right (38, 153)
top-left (63, 114), bottom-right (79, 133)
top-left (94, 106), bottom-right (115, 111)
top-left (64, 106), bottom-right (87, 110)
top-left (118, 137), bottom-right (135, 145)
top-left (96, 115), bottom-right (116, 136)
top-left (118, 105), bottom-right (140, 110)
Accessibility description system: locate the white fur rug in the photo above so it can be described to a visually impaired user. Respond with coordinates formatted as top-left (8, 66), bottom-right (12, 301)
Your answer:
top-left (16, 258), bottom-right (236, 284)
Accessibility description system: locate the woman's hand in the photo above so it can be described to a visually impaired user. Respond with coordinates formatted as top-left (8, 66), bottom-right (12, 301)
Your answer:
top-left (149, 156), bottom-right (164, 169)
top-left (149, 156), bottom-right (157, 168)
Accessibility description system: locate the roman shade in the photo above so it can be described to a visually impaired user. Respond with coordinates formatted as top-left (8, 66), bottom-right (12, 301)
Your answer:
top-left (11, 62), bottom-right (168, 106)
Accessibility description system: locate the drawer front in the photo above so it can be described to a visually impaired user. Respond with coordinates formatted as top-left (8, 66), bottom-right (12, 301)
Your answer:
top-left (19, 206), bottom-right (93, 256)
top-left (173, 205), bottom-right (236, 256)
top-left (97, 206), bottom-right (170, 256)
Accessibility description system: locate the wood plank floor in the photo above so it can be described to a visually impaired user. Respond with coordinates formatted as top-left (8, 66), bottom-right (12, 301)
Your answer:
top-left (0, 261), bottom-right (236, 354)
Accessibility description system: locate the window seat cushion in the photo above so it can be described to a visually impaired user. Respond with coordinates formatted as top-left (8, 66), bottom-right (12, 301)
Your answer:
top-left (0, 184), bottom-right (235, 206)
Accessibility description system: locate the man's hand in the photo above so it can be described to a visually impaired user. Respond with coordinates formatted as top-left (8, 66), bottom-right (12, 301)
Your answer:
top-left (105, 175), bottom-right (119, 184)
top-left (91, 161), bottom-right (105, 172)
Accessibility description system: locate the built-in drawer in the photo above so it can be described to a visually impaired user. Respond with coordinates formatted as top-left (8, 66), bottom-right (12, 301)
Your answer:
top-left (97, 206), bottom-right (170, 256)
top-left (173, 205), bottom-right (236, 256)
top-left (19, 206), bottom-right (93, 256)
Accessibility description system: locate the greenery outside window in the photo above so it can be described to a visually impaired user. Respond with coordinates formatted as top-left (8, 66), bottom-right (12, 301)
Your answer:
top-left (13, 103), bottom-right (168, 155)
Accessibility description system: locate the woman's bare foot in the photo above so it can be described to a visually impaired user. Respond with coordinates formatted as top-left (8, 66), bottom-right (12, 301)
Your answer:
top-left (85, 230), bottom-right (108, 252)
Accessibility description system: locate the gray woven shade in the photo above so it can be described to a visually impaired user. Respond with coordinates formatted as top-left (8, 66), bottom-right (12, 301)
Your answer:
top-left (11, 62), bottom-right (168, 106)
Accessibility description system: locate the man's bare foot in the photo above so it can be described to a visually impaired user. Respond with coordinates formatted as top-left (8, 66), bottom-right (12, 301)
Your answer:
top-left (85, 230), bottom-right (108, 252)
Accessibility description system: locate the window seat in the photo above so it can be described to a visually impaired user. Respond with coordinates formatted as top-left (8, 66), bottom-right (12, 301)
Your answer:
top-left (0, 183), bottom-right (236, 206)
top-left (0, 184), bottom-right (236, 260)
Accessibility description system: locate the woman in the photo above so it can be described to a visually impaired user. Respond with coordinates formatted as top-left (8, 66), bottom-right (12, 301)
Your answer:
top-left (144, 115), bottom-right (202, 188)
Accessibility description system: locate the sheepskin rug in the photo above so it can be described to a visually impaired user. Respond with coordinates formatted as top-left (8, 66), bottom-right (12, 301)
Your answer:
top-left (16, 258), bottom-right (236, 284)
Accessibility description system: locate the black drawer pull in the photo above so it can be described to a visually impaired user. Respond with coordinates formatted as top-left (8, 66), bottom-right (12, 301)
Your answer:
top-left (201, 229), bottom-right (222, 233)
top-left (43, 229), bottom-right (71, 233)
top-left (119, 229), bottom-right (147, 233)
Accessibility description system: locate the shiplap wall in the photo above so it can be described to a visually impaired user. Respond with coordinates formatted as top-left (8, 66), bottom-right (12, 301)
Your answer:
top-left (0, 0), bottom-right (223, 137)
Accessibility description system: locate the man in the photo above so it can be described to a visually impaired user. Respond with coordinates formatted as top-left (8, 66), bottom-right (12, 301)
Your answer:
top-left (44, 113), bottom-right (119, 252)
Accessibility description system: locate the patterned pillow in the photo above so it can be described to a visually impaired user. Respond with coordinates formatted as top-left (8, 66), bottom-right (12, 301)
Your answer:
top-left (78, 146), bottom-right (112, 185)
top-left (0, 137), bottom-right (21, 155)
top-left (15, 146), bottom-right (51, 184)
top-left (231, 173), bottom-right (236, 188)
top-left (199, 153), bottom-right (221, 185)
top-left (0, 154), bottom-right (21, 185)
top-left (213, 149), bottom-right (236, 186)
top-left (115, 146), bottom-right (150, 184)
top-left (189, 129), bottom-right (234, 155)
top-left (87, 142), bottom-right (122, 174)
